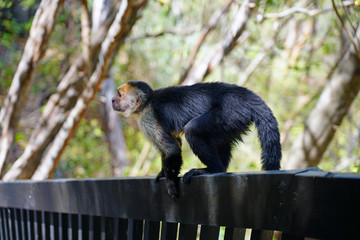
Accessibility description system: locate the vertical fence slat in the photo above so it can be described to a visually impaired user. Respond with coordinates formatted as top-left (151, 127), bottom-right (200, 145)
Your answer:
top-left (2, 208), bottom-right (8, 240)
top-left (128, 219), bottom-right (143, 240)
top-left (250, 229), bottom-right (274, 240)
top-left (224, 227), bottom-right (246, 240)
top-left (65, 213), bottom-right (77, 240)
top-left (56, 212), bottom-right (61, 240)
top-left (72, 214), bottom-right (78, 240)
top-left (37, 211), bottom-right (43, 240)
top-left (161, 222), bottom-right (178, 240)
top-left (105, 217), bottom-right (115, 240)
top-left (100, 216), bottom-right (106, 240)
top-left (22, 209), bottom-right (28, 240)
top-left (76, 214), bottom-right (81, 240)
top-left (32, 211), bottom-right (37, 240)
top-left (70, 213), bottom-right (79, 240)
top-left (178, 223), bottom-right (198, 240)
top-left (2, 208), bottom-right (9, 240)
top-left (66, 213), bottom-right (72, 240)
top-left (33, 211), bottom-right (40, 240)
top-left (7, 209), bottom-right (14, 240)
top-left (199, 225), bottom-right (219, 240)
top-left (26, 210), bottom-right (32, 240)
top-left (43, 212), bottom-right (51, 240)
top-left (49, 212), bottom-right (55, 240)
top-left (143, 220), bottom-right (160, 240)
top-left (113, 218), bottom-right (119, 240)
top-left (80, 215), bottom-right (89, 240)
top-left (0, 208), bottom-right (4, 240)
top-left (19, 209), bottom-right (26, 240)
top-left (0, 209), bottom-right (2, 239)
top-left (14, 209), bottom-right (20, 240)
top-left (41, 211), bottom-right (46, 240)
top-left (59, 213), bottom-right (64, 240)
top-left (88, 215), bottom-right (94, 240)
top-left (116, 218), bottom-right (128, 240)
top-left (93, 216), bottom-right (102, 240)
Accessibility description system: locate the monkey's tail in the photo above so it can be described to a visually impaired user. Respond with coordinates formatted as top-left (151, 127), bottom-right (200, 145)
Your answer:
top-left (253, 106), bottom-right (282, 170)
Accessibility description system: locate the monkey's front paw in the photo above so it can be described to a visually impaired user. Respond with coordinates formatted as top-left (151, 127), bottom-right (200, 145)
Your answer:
top-left (155, 170), bottom-right (165, 182)
top-left (166, 179), bottom-right (179, 200)
top-left (182, 168), bottom-right (209, 184)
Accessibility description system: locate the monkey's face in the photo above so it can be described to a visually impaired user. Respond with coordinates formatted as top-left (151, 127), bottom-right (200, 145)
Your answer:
top-left (112, 83), bottom-right (143, 117)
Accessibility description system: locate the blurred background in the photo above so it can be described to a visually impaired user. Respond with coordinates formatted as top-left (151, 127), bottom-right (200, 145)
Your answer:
top-left (0, 0), bottom-right (359, 180)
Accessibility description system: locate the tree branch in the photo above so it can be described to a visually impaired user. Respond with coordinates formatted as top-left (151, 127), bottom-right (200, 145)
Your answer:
top-left (179, 0), bottom-right (254, 86)
top-left (332, 0), bottom-right (360, 59)
top-left (178, 0), bottom-right (234, 84)
top-left (81, 0), bottom-right (91, 75)
top-left (237, 19), bottom-right (283, 86)
top-left (258, 1), bottom-right (353, 22)
top-left (0, 0), bottom-right (65, 177)
top-left (125, 25), bottom-right (201, 42)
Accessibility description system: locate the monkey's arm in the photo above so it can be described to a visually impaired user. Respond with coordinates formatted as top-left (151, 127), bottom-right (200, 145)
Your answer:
top-left (155, 135), bottom-right (182, 182)
top-left (150, 128), bottom-right (183, 199)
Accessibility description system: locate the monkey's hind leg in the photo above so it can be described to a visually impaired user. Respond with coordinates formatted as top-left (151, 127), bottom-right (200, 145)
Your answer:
top-left (183, 111), bottom-right (227, 183)
top-left (182, 142), bottom-right (233, 183)
top-left (155, 169), bottom-right (164, 182)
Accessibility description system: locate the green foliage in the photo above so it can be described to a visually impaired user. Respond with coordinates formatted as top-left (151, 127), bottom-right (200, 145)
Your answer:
top-left (1, 0), bottom-right (359, 179)
top-left (56, 118), bottom-right (111, 178)
top-left (0, 2), bottom-right (36, 93)
top-left (14, 132), bottom-right (28, 149)
top-left (20, 0), bottom-right (37, 8)
top-left (0, 0), bottom-right (12, 8)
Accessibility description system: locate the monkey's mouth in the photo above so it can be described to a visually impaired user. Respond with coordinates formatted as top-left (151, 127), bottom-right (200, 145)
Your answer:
top-left (112, 102), bottom-right (122, 112)
top-left (112, 96), bottom-right (123, 112)
top-left (112, 101), bottom-right (128, 113)
top-left (112, 103), bottom-right (127, 112)
top-left (112, 104), bottom-right (122, 112)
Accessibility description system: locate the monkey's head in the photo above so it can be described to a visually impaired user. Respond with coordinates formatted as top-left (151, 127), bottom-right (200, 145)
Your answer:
top-left (112, 81), bottom-right (153, 117)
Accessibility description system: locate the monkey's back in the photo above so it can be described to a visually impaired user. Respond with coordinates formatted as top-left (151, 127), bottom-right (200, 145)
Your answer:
top-left (148, 82), bottom-right (263, 134)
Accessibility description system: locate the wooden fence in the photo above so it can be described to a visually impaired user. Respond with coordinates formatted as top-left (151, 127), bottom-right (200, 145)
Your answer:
top-left (0, 167), bottom-right (359, 239)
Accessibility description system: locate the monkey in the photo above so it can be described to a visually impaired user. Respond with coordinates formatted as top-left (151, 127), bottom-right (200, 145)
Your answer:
top-left (112, 80), bottom-right (281, 199)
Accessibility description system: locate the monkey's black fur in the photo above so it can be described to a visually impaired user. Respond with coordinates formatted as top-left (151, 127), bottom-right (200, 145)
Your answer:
top-left (113, 81), bottom-right (281, 199)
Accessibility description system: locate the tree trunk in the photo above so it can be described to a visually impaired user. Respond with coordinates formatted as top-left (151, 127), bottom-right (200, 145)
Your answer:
top-left (0, 0), bottom-right (65, 177)
top-left (92, 0), bottom-right (129, 177)
top-left (284, 27), bottom-right (360, 169)
top-left (93, 0), bottom-right (129, 177)
top-left (29, 0), bottom-right (148, 180)
top-left (2, 1), bottom-right (119, 180)
top-left (100, 77), bottom-right (129, 176)
top-left (179, 0), bottom-right (253, 86)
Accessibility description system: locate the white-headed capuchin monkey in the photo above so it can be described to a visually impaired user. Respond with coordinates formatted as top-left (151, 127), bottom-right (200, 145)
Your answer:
top-left (112, 81), bottom-right (281, 199)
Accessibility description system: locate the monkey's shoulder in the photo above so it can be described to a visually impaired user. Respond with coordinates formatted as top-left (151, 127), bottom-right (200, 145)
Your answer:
top-left (138, 106), bottom-right (162, 141)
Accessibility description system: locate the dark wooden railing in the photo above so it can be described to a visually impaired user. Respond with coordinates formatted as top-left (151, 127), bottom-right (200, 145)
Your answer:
top-left (0, 167), bottom-right (359, 239)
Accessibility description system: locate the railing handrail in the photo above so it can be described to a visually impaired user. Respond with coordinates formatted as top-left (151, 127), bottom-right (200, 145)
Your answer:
top-left (0, 168), bottom-right (359, 239)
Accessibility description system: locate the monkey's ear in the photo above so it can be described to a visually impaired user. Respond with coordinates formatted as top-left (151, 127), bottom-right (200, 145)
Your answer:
top-left (136, 96), bottom-right (142, 107)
